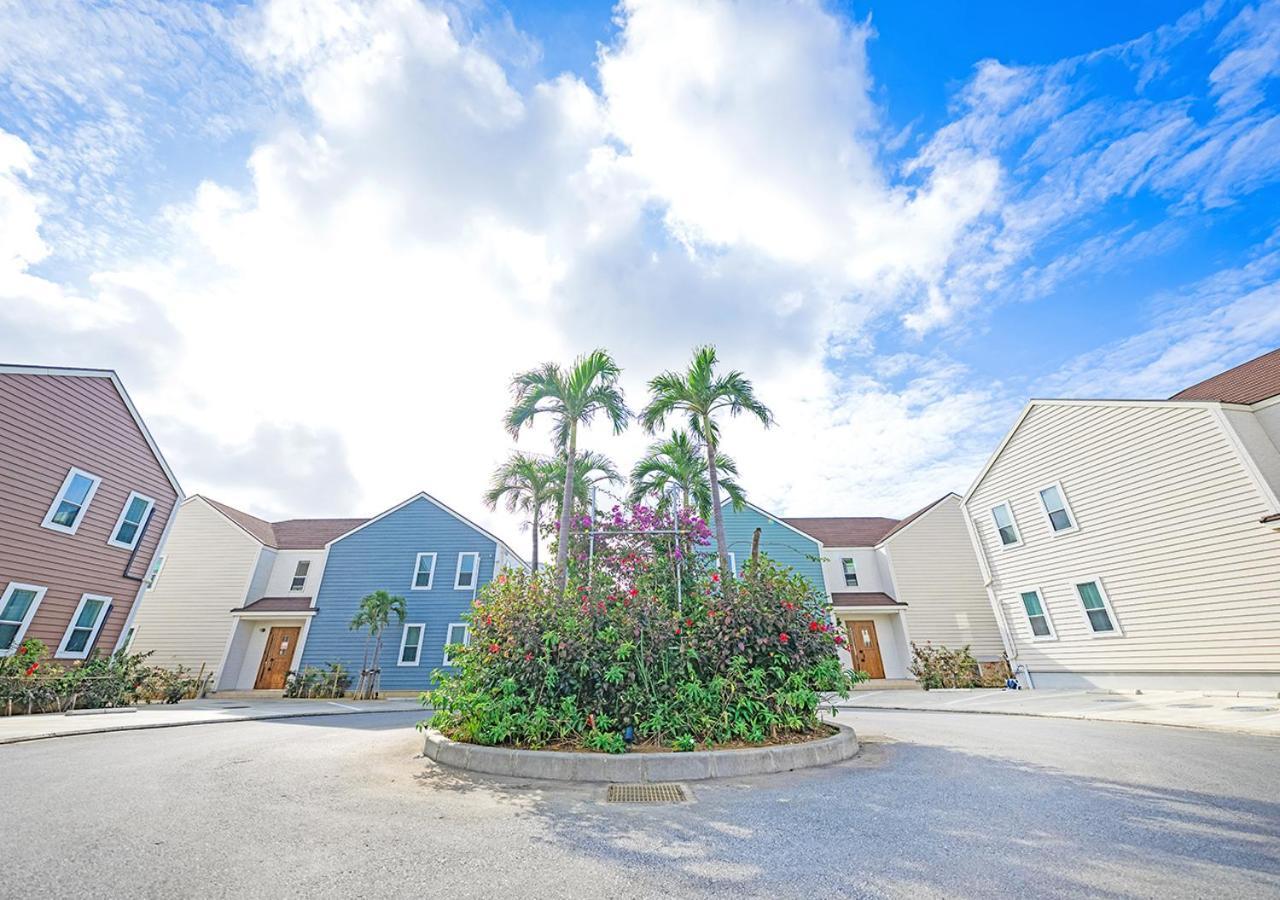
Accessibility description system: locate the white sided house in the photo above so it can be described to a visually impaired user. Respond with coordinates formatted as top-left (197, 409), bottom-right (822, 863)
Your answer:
top-left (128, 496), bottom-right (365, 691)
top-left (962, 348), bottom-right (1280, 692)
top-left (784, 495), bottom-right (1004, 681)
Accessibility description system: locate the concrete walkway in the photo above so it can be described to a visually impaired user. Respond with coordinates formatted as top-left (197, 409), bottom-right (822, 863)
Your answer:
top-left (833, 687), bottom-right (1280, 736)
top-left (0, 697), bottom-right (424, 745)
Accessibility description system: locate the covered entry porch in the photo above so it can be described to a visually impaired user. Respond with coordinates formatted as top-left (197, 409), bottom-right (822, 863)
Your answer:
top-left (831, 592), bottom-right (912, 681)
top-left (215, 597), bottom-right (316, 693)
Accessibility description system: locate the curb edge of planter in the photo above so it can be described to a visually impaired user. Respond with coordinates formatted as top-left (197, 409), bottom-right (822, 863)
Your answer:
top-left (422, 722), bottom-right (859, 783)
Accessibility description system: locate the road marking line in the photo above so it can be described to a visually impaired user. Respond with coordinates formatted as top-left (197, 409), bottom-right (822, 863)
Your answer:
top-left (326, 702), bottom-right (360, 711)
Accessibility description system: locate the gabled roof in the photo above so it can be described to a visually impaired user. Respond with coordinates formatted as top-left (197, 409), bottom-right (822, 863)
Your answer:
top-left (782, 516), bottom-right (900, 547)
top-left (1170, 347), bottom-right (1280, 405)
top-left (0, 364), bottom-right (184, 497)
top-left (722, 498), bottom-right (827, 545)
top-left (876, 493), bottom-right (957, 545)
top-left (197, 496), bottom-right (367, 550)
top-left (327, 490), bottom-right (526, 566)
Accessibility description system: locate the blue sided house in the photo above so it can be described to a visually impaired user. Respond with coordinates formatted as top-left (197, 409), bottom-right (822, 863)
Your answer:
top-left (297, 492), bottom-right (526, 693)
top-left (702, 500), bottom-right (825, 594)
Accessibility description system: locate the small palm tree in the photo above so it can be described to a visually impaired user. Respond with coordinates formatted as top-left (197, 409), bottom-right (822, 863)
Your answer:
top-left (505, 350), bottom-right (630, 593)
top-left (546, 449), bottom-right (623, 520)
top-left (629, 430), bottom-right (745, 521)
top-left (350, 589), bottom-right (407, 699)
top-left (484, 452), bottom-right (559, 570)
top-left (640, 346), bottom-right (773, 582)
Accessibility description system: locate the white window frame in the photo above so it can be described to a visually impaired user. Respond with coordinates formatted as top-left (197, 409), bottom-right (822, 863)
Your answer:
top-left (410, 552), bottom-right (436, 591)
top-left (397, 623), bottom-right (425, 666)
top-left (289, 560), bottom-right (310, 592)
top-left (56, 593), bottom-right (112, 660)
top-left (727, 552), bottom-right (736, 575)
top-left (841, 557), bottom-right (858, 587)
top-left (443, 622), bottom-right (470, 666)
top-left (41, 467), bottom-right (103, 536)
top-left (990, 501), bottom-right (1023, 549)
top-left (144, 555), bottom-right (166, 590)
top-left (1036, 481), bottom-right (1079, 537)
top-left (1016, 586), bottom-right (1057, 641)
top-left (455, 552), bottom-right (480, 590)
top-left (0, 582), bottom-right (48, 656)
top-left (107, 491), bottom-right (156, 550)
top-left (1072, 576), bottom-right (1123, 637)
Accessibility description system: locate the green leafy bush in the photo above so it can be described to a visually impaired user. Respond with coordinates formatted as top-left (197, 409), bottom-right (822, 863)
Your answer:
top-left (909, 642), bottom-right (1010, 689)
top-left (424, 505), bottom-right (865, 752)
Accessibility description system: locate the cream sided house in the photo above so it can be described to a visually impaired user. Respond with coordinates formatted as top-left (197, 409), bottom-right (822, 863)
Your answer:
top-left (963, 348), bottom-right (1280, 692)
top-left (128, 496), bottom-right (364, 691)
top-left (712, 497), bottom-right (1004, 682)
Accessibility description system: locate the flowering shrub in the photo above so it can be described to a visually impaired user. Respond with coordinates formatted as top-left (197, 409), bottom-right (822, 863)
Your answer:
top-left (909, 642), bottom-right (1011, 689)
top-left (0, 640), bottom-right (205, 715)
top-left (425, 505), bottom-right (865, 751)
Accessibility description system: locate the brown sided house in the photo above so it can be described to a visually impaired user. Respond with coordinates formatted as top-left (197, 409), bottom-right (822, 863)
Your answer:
top-left (0, 365), bottom-right (183, 661)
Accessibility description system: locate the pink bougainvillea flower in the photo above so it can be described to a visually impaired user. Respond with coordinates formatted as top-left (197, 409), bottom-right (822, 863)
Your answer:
top-left (833, 635), bottom-right (846, 645)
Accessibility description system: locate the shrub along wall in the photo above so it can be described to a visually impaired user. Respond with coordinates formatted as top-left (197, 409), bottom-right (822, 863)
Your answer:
top-left (425, 505), bottom-right (865, 753)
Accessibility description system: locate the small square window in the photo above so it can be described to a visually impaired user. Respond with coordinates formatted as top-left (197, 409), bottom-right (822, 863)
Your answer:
top-left (398, 623), bottom-right (424, 666)
top-left (991, 502), bottom-right (1021, 547)
top-left (443, 623), bottom-right (470, 666)
top-left (841, 558), bottom-right (858, 587)
top-left (290, 560), bottom-right (310, 592)
top-left (57, 593), bottom-right (112, 659)
top-left (108, 492), bottom-right (155, 550)
top-left (411, 553), bottom-right (436, 590)
top-left (455, 553), bottom-right (480, 590)
top-left (42, 468), bottom-right (103, 535)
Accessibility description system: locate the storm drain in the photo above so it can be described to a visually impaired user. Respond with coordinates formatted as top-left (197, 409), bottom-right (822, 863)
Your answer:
top-left (607, 783), bottom-right (688, 804)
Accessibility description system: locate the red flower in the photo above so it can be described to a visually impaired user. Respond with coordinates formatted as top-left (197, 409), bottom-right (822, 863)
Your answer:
top-left (628, 588), bottom-right (639, 597)
top-left (808, 621), bottom-right (819, 632)
top-left (685, 618), bottom-right (693, 627)
top-left (834, 634), bottom-right (846, 645)
top-left (488, 643), bottom-right (500, 654)
top-left (24, 662), bottom-right (39, 676)
top-left (524, 652), bottom-right (534, 661)
top-left (674, 627), bottom-right (681, 635)
top-left (711, 573), bottom-right (720, 582)
top-left (497, 574), bottom-right (507, 585)
top-left (779, 632), bottom-right (790, 643)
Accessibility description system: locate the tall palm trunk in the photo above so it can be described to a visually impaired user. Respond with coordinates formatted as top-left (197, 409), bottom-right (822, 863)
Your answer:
top-left (704, 427), bottom-right (732, 588)
top-left (530, 505), bottom-right (540, 571)
top-left (555, 425), bottom-right (578, 594)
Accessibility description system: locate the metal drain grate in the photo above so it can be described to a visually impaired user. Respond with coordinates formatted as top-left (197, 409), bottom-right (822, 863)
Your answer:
top-left (607, 783), bottom-right (688, 804)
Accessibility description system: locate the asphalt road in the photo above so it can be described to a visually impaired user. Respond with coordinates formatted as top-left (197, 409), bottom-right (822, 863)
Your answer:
top-left (4, 709), bottom-right (1277, 899)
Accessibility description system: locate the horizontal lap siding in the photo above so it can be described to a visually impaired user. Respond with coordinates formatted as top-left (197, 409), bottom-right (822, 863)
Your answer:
top-left (883, 497), bottom-right (1004, 659)
top-left (711, 506), bottom-right (825, 597)
top-left (300, 498), bottom-right (498, 692)
top-left (967, 403), bottom-right (1280, 673)
top-left (129, 499), bottom-right (262, 676)
top-left (0, 374), bottom-right (179, 655)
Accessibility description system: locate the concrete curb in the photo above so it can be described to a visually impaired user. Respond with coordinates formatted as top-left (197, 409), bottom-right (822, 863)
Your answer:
top-left (0, 706), bottom-right (420, 747)
top-left (422, 723), bottom-right (859, 782)
top-left (831, 702), bottom-right (1280, 738)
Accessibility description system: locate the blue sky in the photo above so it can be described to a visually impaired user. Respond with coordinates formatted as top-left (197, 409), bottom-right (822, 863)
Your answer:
top-left (1, 0), bottom-right (1278, 540)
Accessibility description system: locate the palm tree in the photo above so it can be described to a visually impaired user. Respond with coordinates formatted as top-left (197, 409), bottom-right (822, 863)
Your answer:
top-left (484, 452), bottom-right (559, 570)
top-left (546, 449), bottom-right (623, 520)
top-left (349, 589), bottom-right (407, 699)
top-left (504, 350), bottom-right (630, 593)
top-left (640, 346), bottom-right (773, 582)
top-left (629, 430), bottom-right (745, 521)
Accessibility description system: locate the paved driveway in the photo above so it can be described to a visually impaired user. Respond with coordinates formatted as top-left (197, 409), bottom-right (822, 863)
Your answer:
top-left (3, 709), bottom-right (1277, 898)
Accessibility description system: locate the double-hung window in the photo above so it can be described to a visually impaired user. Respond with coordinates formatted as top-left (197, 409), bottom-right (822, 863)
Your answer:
top-left (108, 492), bottom-right (155, 550)
top-left (57, 593), bottom-right (112, 659)
top-left (1018, 589), bottom-right (1056, 640)
top-left (455, 553), bottom-right (480, 590)
top-left (841, 558), bottom-right (858, 587)
top-left (1, 583), bottom-right (47, 655)
top-left (990, 502), bottom-right (1022, 548)
top-left (1038, 483), bottom-right (1078, 535)
top-left (443, 623), bottom-right (470, 666)
top-left (145, 555), bottom-right (166, 590)
top-left (1075, 579), bottom-right (1121, 635)
top-left (411, 553), bottom-right (436, 590)
top-left (42, 468), bottom-right (102, 535)
top-left (398, 623), bottom-right (425, 666)
top-left (290, 560), bottom-right (310, 592)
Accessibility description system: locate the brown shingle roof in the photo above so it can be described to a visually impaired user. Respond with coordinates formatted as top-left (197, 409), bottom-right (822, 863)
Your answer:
top-left (200, 496), bottom-right (366, 549)
top-left (1170, 347), bottom-right (1280, 404)
top-left (231, 596), bottom-right (315, 614)
top-left (782, 516), bottom-right (900, 547)
top-left (830, 592), bottom-right (905, 607)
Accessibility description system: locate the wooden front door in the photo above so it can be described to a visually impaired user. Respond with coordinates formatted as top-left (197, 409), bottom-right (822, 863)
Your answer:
top-left (847, 620), bottom-right (885, 680)
top-left (255, 626), bottom-right (301, 690)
